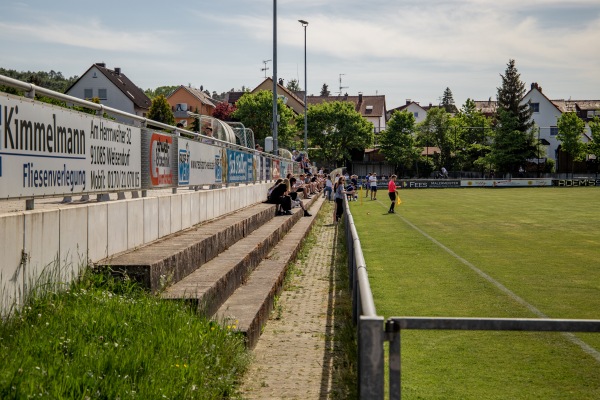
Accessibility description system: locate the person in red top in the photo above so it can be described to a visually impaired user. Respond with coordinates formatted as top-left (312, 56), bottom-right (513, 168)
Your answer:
top-left (388, 174), bottom-right (398, 213)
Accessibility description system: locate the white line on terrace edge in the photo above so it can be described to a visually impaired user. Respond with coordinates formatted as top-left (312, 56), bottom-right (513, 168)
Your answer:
top-left (387, 205), bottom-right (600, 363)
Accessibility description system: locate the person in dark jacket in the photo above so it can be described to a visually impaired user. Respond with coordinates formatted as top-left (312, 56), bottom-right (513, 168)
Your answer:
top-left (267, 179), bottom-right (292, 215)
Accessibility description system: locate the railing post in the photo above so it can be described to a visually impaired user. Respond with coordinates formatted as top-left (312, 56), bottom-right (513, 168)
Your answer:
top-left (386, 319), bottom-right (401, 400)
top-left (359, 316), bottom-right (385, 399)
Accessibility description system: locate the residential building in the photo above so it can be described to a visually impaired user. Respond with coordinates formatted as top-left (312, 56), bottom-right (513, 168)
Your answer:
top-left (387, 100), bottom-right (427, 124)
top-left (522, 83), bottom-right (599, 167)
top-left (307, 93), bottom-right (387, 134)
top-left (252, 77), bottom-right (306, 116)
top-left (65, 63), bottom-right (151, 124)
top-left (166, 85), bottom-right (216, 128)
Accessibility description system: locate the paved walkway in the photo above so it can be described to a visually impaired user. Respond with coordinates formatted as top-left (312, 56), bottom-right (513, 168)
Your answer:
top-left (239, 200), bottom-right (344, 399)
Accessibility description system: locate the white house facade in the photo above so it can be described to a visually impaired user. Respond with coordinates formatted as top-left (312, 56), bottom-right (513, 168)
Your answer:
top-left (522, 83), bottom-right (599, 163)
top-left (387, 100), bottom-right (427, 124)
top-left (66, 63), bottom-right (151, 125)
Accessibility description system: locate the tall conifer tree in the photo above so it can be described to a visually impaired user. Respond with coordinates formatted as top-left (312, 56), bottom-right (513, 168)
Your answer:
top-left (491, 59), bottom-right (536, 174)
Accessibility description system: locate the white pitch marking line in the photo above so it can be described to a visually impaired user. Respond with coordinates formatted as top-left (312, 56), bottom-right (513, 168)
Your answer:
top-left (384, 203), bottom-right (600, 363)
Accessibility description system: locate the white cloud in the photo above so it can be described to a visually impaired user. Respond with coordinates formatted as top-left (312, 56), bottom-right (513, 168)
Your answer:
top-left (0, 19), bottom-right (181, 54)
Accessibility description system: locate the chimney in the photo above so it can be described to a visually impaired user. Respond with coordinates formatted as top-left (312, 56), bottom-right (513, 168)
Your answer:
top-left (97, 62), bottom-right (106, 68)
top-left (358, 92), bottom-right (363, 103)
top-left (114, 67), bottom-right (121, 76)
top-left (406, 99), bottom-right (411, 105)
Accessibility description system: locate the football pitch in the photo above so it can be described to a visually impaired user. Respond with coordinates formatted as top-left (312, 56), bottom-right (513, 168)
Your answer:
top-left (348, 187), bottom-right (600, 399)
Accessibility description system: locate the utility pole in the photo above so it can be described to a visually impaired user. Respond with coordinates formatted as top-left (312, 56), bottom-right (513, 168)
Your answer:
top-left (272, 0), bottom-right (278, 155)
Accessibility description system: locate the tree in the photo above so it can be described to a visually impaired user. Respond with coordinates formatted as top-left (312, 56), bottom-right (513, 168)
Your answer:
top-left (441, 87), bottom-right (456, 113)
top-left (557, 112), bottom-right (586, 176)
top-left (417, 107), bottom-right (453, 170)
top-left (455, 98), bottom-right (492, 172)
top-left (588, 117), bottom-right (600, 176)
top-left (379, 111), bottom-right (421, 176)
top-left (286, 79), bottom-right (301, 92)
top-left (0, 67), bottom-right (78, 94)
top-left (212, 101), bottom-right (236, 121)
top-left (231, 90), bottom-right (296, 147)
top-left (306, 101), bottom-right (373, 167)
top-left (147, 94), bottom-right (175, 126)
top-left (490, 59), bottom-right (535, 174)
top-left (320, 84), bottom-right (330, 97)
top-left (190, 107), bottom-right (200, 132)
top-left (144, 86), bottom-right (178, 99)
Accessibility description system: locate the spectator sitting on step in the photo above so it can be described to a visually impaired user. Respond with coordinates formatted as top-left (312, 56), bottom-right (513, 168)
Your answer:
top-left (267, 179), bottom-right (293, 215)
top-left (267, 179), bottom-right (283, 198)
top-left (310, 175), bottom-right (321, 195)
top-left (290, 176), bottom-right (309, 199)
top-left (297, 174), bottom-right (312, 199)
top-left (288, 177), bottom-right (312, 216)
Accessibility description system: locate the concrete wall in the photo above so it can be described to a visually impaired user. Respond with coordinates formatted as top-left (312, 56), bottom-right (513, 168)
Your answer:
top-left (0, 183), bottom-right (271, 317)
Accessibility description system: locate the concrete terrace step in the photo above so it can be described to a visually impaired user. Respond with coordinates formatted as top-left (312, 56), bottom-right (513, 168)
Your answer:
top-left (96, 203), bottom-right (277, 292)
top-left (160, 196), bottom-right (320, 317)
top-left (214, 196), bottom-right (325, 349)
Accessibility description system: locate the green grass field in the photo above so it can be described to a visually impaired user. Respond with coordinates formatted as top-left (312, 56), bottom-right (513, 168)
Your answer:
top-left (349, 187), bottom-right (600, 399)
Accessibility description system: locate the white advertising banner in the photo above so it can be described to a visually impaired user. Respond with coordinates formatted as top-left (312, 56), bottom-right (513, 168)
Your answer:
top-left (177, 138), bottom-right (223, 186)
top-left (461, 179), bottom-right (553, 187)
top-left (0, 93), bottom-right (141, 198)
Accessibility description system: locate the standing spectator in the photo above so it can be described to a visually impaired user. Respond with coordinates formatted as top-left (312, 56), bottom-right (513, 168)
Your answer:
top-left (364, 173), bottom-right (371, 198)
top-left (301, 155), bottom-right (311, 173)
top-left (388, 174), bottom-right (398, 214)
top-left (323, 175), bottom-right (333, 201)
top-left (333, 176), bottom-right (347, 224)
top-left (441, 166), bottom-right (448, 179)
top-left (369, 173), bottom-right (378, 200)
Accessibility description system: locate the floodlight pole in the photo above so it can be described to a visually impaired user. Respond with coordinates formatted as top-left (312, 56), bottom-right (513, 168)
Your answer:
top-left (299, 19), bottom-right (309, 152)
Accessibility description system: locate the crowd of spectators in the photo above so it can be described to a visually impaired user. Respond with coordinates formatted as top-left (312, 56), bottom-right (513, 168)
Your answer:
top-left (266, 171), bottom-right (327, 217)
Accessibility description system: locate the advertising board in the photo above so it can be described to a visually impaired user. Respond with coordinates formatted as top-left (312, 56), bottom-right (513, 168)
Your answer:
top-left (177, 138), bottom-right (223, 186)
top-left (0, 93), bottom-right (141, 198)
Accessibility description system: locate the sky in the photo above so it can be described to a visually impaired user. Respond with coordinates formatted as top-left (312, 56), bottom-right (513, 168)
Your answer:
top-left (1, 0), bottom-right (599, 110)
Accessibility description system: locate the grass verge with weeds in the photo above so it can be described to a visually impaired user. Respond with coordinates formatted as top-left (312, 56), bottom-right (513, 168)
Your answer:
top-left (328, 201), bottom-right (358, 400)
top-left (0, 269), bottom-right (249, 399)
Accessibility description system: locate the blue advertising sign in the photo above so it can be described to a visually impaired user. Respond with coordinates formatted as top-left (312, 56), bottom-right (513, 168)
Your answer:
top-left (226, 149), bottom-right (254, 183)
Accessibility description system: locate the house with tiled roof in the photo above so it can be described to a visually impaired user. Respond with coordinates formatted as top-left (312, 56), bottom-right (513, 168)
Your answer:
top-left (473, 83), bottom-right (599, 171)
top-left (387, 100), bottom-right (427, 123)
top-left (166, 85), bottom-right (216, 128)
top-left (522, 83), bottom-right (599, 168)
top-left (251, 78), bottom-right (306, 115)
top-left (65, 63), bottom-right (151, 124)
top-left (307, 93), bottom-right (387, 134)
top-left (473, 99), bottom-right (498, 118)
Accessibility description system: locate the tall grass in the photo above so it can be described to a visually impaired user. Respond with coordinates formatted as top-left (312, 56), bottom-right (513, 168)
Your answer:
top-left (350, 188), bottom-right (600, 399)
top-left (0, 269), bottom-right (249, 399)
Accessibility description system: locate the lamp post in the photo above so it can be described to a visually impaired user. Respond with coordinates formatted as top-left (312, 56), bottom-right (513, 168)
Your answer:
top-left (272, 0), bottom-right (278, 155)
top-left (299, 19), bottom-right (308, 153)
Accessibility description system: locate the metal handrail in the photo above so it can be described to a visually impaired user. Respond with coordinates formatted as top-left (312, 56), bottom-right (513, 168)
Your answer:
top-left (0, 74), bottom-right (253, 153)
top-left (385, 316), bottom-right (600, 400)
